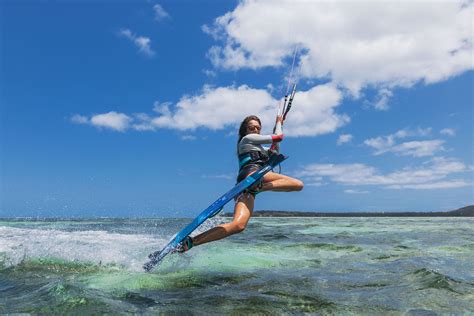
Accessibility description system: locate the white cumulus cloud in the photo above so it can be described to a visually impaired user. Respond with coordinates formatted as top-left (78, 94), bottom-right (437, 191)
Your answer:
top-left (205, 0), bottom-right (473, 99)
top-left (76, 84), bottom-right (348, 137)
top-left (284, 84), bottom-right (349, 136)
top-left (89, 111), bottom-right (132, 132)
top-left (151, 85), bottom-right (276, 131)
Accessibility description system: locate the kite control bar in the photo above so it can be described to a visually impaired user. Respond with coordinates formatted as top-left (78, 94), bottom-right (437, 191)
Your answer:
top-left (282, 83), bottom-right (296, 121)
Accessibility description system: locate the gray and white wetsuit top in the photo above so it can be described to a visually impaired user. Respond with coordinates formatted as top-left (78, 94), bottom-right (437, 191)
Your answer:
top-left (237, 121), bottom-right (284, 173)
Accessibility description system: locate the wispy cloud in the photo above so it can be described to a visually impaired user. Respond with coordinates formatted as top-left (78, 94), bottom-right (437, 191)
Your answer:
top-left (389, 180), bottom-right (469, 190)
top-left (337, 134), bottom-right (353, 145)
top-left (387, 140), bottom-right (445, 157)
top-left (181, 135), bottom-right (197, 141)
top-left (373, 88), bottom-right (393, 111)
top-left (202, 69), bottom-right (217, 78)
top-left (118, 28), bottom-right (155, 57)
top-left (440, 128), bottom-right (456, 136)
top-left (71, 114), bottom-right (89, 125)
top-left (363, 128), bottom-right (444, 157)
top-left (295, 157), bottom-right (471, 190)
top-left (345, 189), bottom-right (370, 194)
top-left (153, 4), bottom-right (169, 21)
top-left (201, 173), bottom-right (233, 180)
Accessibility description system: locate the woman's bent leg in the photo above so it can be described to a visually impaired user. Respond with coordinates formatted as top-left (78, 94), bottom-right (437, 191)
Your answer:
top-left (261, 172), bottom-right (304, 192)
top-left (192, 194), bottom-right (254, 247)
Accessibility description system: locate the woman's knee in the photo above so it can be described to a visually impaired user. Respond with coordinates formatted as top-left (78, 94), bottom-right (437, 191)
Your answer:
top-left (293, 179), bottom-right (304, 191)
top-left (231, 221), bottom-right (247, 234)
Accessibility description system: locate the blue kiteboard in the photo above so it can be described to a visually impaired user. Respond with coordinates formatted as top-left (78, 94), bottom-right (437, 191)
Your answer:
top-left (143, 153), bottom-right (287, 272)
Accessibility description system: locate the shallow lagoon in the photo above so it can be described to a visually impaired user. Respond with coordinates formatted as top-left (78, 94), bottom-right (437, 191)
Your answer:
top-left (1, 217), bottom-right (473, 314)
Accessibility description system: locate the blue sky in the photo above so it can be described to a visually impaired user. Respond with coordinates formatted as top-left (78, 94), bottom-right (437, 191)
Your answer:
top-left (1, 1), bottom-right (473, 217)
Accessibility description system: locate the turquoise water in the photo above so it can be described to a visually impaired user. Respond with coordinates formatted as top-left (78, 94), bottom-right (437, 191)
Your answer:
top-left (1, 217), bottom-right (473, 314)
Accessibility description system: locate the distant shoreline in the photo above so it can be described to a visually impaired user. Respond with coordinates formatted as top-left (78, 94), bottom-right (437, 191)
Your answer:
top-left (224, 205), bottom-right (474, 217)
top-left (0, 206), bottom-right (472, 220)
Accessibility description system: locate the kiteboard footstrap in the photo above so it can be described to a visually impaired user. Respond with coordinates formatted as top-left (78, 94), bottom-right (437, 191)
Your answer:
top-left (176, 236), bottom-right (194, 253)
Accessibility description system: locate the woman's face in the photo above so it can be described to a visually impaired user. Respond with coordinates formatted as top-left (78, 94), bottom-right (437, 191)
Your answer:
top-left (246, 119), bottom-right (261, 134)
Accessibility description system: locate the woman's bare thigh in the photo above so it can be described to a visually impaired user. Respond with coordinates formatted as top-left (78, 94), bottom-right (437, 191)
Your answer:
top-left (263, 171), bottom-right (298, 182)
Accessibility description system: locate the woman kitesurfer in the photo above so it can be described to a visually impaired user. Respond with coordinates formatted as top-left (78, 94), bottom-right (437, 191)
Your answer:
top-left (176, 114), bottom-right (304, 252)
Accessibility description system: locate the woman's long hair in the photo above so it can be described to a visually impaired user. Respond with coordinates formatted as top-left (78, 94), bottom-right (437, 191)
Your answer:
top-left (237, 115), bottom-right (261, 147)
